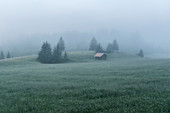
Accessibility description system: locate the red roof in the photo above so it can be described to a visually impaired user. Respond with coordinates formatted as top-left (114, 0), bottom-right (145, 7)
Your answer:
top-left (94, 53), bottom-right (105, 57)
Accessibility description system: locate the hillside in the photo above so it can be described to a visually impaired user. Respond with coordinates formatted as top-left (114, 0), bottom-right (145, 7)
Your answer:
top-left (0, 51), bottom-right (170, 113)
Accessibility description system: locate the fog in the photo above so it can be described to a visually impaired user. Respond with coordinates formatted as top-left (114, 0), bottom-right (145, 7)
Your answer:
top-left (0, 0), bottom-right (170, 57)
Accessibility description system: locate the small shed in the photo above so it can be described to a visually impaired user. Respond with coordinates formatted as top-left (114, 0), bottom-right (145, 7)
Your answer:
top-left (94, 53), bottom-right (107, 60)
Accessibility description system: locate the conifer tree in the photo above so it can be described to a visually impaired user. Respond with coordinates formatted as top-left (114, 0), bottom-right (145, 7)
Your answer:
top-left (95, 43), bottom-right (103, 53)
top-left (38, 42), bottom-right (52, 63)
top-left (52, 44), bottom-right (62, 63)
top-left (106, 43), bottom-right (114, 53)
top-left (0, 51), bottom-right (5, 59)
top-left (6, 52), bottom-right (11, 58)
top-left (38, 38), bottom-right (67, 63)
top-left (89, 37), bottom-right (98, 51)
top-left (52, 37), bottom-right (66, 63)
top-left (138, 49), bottom-right (144, 57)
top-left (57, 37), bottom-right (65, 52)
top-left (113, 40), bottom-right (119, 51)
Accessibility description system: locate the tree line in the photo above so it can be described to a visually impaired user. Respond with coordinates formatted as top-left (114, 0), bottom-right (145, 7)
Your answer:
top-left (0, 51), bottom-right (11, 60)
top-left (89, 37), bottom-right (119, 53)
top-left (38, 37), bottom-right (144, 63)
top-left (89, 37), bottom-right (144, 57)
top-left (38, 37), bottom-right (68, 63)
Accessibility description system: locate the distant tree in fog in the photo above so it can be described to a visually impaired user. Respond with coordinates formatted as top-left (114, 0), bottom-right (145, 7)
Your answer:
top-left (89, 37), bottom-right (98, 51)
top-left (38, 42), bottom-right (52, 63)
top-left (52, 37), bottom-right (68, 63)
top-left (106, 43), bottom-right (114, 53)
top-left (6, 52), bottom-right (11, 58)
top-left (52, 44), bottom-right (62, 63)
top-left (0, 51), bottom-right (5, 59)
top-left (57, 37), bottom-right (65, 52)
top-left (95, 43), bottom-right (103, 53)
top-left (38, 38), bottom-right (68, 63)
top-left (113, 40), bottom-right (119, 51)
top-left (137, 49), bottom-right (144, 57)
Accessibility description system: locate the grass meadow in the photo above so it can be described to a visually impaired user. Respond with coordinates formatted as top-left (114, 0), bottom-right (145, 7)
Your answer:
top-left (0, 51), bottom-right (170, 113)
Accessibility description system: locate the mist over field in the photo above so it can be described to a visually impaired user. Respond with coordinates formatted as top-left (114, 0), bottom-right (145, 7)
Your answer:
top-left (1, 1), bottom-right (170, 112)
top-left (0, 0), bottom-right (170, 57)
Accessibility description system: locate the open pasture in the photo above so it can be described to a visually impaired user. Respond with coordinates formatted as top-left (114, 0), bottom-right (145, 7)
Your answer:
top-left (0, 51), bottom-right (169, 113)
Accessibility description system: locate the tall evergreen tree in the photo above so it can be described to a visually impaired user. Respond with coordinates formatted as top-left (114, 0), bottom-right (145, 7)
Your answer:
top-left (106, 43), bottom-right (114, 53)
top-left (38, 42), bottom-right (52, 63)
top-left (0, 51), bottom-right (5, 59)
top-left (113, 40), bottom-right (119, 51)
top-left (95, 43), bottom-right (103, 53)
top-left (6, 52), bottom-right (11, 58)
top-left (89, 37), bottom-right (98, 51)
top-left (52, 44), bottom-right (62, 63)
top-left (138, 49), bottom-right (144, 57)
top-left (57, 37), bottom-right (65, 52)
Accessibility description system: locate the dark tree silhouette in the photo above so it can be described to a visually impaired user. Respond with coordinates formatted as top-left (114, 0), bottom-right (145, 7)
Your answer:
top-left (52, 44), bottom-right (62, 63)
top-left (57, 37), bottom-right (65, 52)
top-left (113, 40), bottom-right (119, 51)
top-left (137, 49), bottom-right (144, 57)
top-left (0, 51), bottom-right (5, 59)
top-left (38, 42), bottom-right (52, 63)
top-left (38, 38), bottom-right (68, 63)
top-left (106, 43), bottom-right (114, 53)
top-left (95, 43), bottom-right (103, 53)
top-left (6, 52), bottom-right (11, 58)
top-left (89, 37), bottom-right (98, 51)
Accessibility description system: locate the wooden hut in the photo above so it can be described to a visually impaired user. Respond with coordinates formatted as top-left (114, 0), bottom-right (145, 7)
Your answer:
top-left (94, 53), bottom-right (107, 60)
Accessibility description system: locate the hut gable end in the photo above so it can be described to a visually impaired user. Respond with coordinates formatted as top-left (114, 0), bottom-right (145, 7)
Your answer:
top-left (94, 53), bottom-right (107, 60)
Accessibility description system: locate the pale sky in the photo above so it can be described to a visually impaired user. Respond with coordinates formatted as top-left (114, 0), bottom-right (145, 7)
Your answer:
top-left (0, 0), bottom-right (170, 57)
top-left (0, 0), bottom-right (170, 34)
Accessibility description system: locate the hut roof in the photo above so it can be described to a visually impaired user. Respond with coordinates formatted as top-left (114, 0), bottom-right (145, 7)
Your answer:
top-left (94, 53), bottom-right (105, 57)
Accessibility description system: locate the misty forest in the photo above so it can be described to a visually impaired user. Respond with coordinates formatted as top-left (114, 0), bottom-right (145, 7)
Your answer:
top-left (0, 0), bottom-right (170, 113)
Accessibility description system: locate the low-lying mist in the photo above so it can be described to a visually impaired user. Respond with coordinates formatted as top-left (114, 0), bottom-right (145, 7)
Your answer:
top-left (0, 0), bottom-right (170, 58)
top-left (0, 29), bottom-right (170, 58)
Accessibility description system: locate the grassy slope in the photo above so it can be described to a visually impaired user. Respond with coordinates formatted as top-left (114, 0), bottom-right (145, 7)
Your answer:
top-left (0, 51), bottom-right (170, 113)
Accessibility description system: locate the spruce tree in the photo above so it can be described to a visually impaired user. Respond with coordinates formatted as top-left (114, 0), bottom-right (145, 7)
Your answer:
top-left (57, 37), bottom-right (65, 52)
top-left (6, 52), bottom-right (11, 58)
top-left (138, 49), bottom-right (144, 57)
top-left (106, 43), bottom-right (114, 53)
top-left (89, 37), bottom-right (98, 51)
top-left (52, 44), bottom-right (62, 63)
top-left (38, 42), bottom-right (52, 63)
top-left (52, 37), bottom-right (66, 63)
top-left (0, 51), bottom-right (5, 59)
top-left (113, 40), bottom-right (119, 51)
top-left (95, 43), bottom-right (103, 53)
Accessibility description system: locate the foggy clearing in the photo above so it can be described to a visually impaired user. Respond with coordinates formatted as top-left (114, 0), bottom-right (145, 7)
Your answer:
top-left (0, 0), bottom-right (170, 58)
top-left (0, 0), bottom-right (170, 113)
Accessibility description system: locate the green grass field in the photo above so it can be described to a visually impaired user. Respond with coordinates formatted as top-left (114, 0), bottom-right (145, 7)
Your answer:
top-left (0, 51), bottom-right (170, 113)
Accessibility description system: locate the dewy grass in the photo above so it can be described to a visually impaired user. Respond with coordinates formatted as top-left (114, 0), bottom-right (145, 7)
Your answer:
top-left (0, 51), bottom-right (170, 113)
